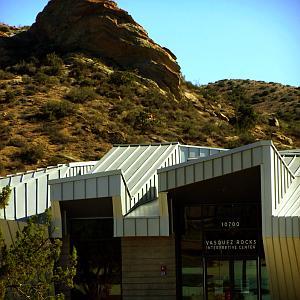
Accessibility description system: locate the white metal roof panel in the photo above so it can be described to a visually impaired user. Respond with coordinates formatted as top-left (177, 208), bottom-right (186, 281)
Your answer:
top-left (0, 161), bottom-right (97, 220)
top-left (275, 177), bottom-right (300, 217)
top-left (280, 149), bottom-right (300, 176)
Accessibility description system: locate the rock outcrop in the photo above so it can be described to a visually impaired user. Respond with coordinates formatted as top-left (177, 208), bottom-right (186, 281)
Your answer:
top-left (1, 0), bottom-right (181, 96)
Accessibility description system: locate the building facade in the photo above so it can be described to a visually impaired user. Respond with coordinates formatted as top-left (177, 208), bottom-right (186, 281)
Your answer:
top-left (0, 141), bottom-right (299, 300)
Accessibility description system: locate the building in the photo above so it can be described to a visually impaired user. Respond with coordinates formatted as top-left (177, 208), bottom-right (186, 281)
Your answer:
top-left (0, 140), bottom-right (299, 300)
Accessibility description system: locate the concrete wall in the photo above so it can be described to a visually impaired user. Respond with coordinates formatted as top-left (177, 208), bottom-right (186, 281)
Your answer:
top-left (122, 237), bottom-right (176, 300)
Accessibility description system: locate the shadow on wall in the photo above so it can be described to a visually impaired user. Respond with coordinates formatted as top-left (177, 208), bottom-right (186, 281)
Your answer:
top-left (0, 219), bottom-right (26, 246)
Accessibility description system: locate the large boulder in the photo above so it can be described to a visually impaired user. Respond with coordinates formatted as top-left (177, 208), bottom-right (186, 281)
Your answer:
top-left (26, 0), bottom-right (181, 96)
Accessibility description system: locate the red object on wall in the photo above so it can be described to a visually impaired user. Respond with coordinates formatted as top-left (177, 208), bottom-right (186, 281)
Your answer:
top-left (160, 265), bottom-right (167, 276)
top-left (225, 290), bottom-right (232, 300)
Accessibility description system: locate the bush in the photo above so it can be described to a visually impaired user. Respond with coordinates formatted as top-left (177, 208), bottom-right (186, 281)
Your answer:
top-left (108, 71), bottom-right (136, 86)
top-left (41, 100), bottom-right (75, 120)
top-left (8, 135), bottom-right (26, 147)
top-left (42, 52), bottom-right (64, 76)
top-left (34, 71), bottom-right (59, 85)
top-left (10, 60), bottom-right (37, 75)
top-left (4, 89), bottom-right (18, 103)
top-left (0, 69), bottom-right (14, 80)
top-left (232, 103), bottom-right (258, 130)
top-left (19, 143), bottom-right (45, 164)
top-left (66, 87), bottom-right (98, 103)
top-left (133, 111), bottom-right (155, 133)
top-left (0, 186), bottom-right (11, 209)
top-left (0, 122), bottom-right (12, 142)
top-left (24, 83), bottom-right (40, 96)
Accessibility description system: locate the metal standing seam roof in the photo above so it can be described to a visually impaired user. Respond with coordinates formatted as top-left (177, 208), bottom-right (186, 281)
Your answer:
top-left (88, 143), bottom-right (226, 212)
top-left (280, 150), bottom-right (300, 176)
top-left (0, 161), bottom-right (97, 220)
top-left (48, 143), bottom-right (227, 218)
top-left (274, 177), bottom-right (300, 217)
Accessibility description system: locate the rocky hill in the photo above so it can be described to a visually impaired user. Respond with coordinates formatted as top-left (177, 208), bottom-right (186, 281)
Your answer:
top-left (0, 0), bottom-right (299, 176)
top-left (0, 0), bottom-right (180, 96)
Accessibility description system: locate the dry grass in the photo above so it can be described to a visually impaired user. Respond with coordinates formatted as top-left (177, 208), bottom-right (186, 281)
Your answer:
top-left (0, 54), bottom-right (299, 176)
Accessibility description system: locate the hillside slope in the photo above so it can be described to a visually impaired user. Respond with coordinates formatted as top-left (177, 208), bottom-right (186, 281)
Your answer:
top-left (0, 1), bottom-right (299, 176)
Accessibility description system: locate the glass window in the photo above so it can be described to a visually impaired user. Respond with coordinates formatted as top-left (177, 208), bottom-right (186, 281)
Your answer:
top-left (70, 219), bottom-right (122, 300)
top-left (178, 203), bottom-right (267, 300)
top-left (206, 259), bottom-right (258, 300)
top-left (182, 248), bottom-right (204, 300)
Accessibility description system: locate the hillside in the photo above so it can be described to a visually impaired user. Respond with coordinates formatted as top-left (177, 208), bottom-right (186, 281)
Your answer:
top-left (0, 0), bottom-right (299, 176)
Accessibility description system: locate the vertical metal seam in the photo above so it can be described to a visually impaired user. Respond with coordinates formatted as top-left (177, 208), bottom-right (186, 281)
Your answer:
top-left (25, 182), bottom-right (28, 218)
top-left (14, 187), bottom-right (17, 220)
top-left (46, 174), bottom-right (50, 208)
top-left (36, 178), bottom-right (38, 215)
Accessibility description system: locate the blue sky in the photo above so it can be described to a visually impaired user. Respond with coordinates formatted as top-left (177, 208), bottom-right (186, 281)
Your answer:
top-left (0, 0), bottom-right (299, 86)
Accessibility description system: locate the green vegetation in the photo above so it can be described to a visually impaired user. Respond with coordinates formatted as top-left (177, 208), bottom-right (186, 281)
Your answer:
top-left (18, 143), bottom-right (45, 164)
top-left (41, 100), bottom-right (75, 120)
top-left (66, 87), bottom-right (98, 103)
top-left (233, 103), bottom-right (258, 130)
top-left (0, 186), bottom-right (11, 209)
top-left (10, 60), bottom-right (37, 75)
top-left (0, 210), bottom-right (77, 299)
top-left (43, 53), bottom-right (64, 76)
top-left (0, 70), bottom-right (14, 80)
top-left (0, 52), bottom-right (299, 176)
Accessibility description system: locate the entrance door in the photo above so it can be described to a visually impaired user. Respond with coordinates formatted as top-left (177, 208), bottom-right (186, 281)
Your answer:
top-left (206, 259), bottom-right (258, 300)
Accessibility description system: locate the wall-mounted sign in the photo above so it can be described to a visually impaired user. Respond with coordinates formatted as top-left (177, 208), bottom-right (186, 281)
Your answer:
top-left (220, 220), bottom-right (240, 228)
top-left (204, 229), bottom-right (259, 254)
top-left (205, 239), bottom-right (257, 251)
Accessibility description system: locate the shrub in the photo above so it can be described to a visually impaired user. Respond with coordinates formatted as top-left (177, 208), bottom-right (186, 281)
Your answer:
top-left (232, 103), bottom-right (258, 130)
top-left (8, 135), bottom-right (26, 147)
top-left (108, 71), bottom-right (136, 86)
top-left (0, 69), bottom-right (14, 80)
top-left (22, 75), bottom-right (32, 84)
top-left (4, 89), bottom-right (18, 103)
top-left (133, 111), bottom-right (155, 133)
top-left (0, 24), bottom-right (10, 32)
top-left (259, 90), bottom-right (270, 97)
top-left (78, 77), bottom-right (97, 87)
top-left (34, 71), bottom-right (59, 85)
top-left (66, 87), bottom-right (97, 103)
top-left (19, 143), bottom-right (45, 164)
top-left (0, 122), bottom-right (12, 143)
top-left (43, 52), bottom-right (64, 76)
top-left (41, 100), bottom-right (75, 120)
top-left (24, 83), bottom-right (40, 96)
top-left (0, 186), bottom-right (11, 209)
top-left (10, 60), bottom-right (37, 75)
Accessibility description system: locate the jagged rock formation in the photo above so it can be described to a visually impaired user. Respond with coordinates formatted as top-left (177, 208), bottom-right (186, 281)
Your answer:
top-left (0, 0), bottom-right (181, 96)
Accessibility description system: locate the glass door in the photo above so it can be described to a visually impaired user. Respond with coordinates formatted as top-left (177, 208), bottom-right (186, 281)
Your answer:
top-left (206, 258), bottom-right (258, 300)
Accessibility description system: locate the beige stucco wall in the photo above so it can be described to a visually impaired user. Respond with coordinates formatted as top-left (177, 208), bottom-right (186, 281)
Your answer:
top-left (122, 236), bottom-right (176, 300)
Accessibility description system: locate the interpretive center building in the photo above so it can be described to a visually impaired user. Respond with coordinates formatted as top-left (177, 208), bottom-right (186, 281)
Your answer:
top-left (0, 140), bottom-right (299, 300)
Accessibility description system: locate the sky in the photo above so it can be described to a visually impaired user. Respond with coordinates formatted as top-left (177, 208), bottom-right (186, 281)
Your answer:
top-left (0, 0), bottom-right (299, 87)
